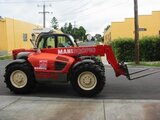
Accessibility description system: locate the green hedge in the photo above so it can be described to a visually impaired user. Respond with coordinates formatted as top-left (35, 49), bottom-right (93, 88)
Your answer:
top-left (140, 36), bottom-right (160, 61)
top-left (111, 36), bottom-right (160, 62)
top-left (112, 38), bottom-right (134, 62)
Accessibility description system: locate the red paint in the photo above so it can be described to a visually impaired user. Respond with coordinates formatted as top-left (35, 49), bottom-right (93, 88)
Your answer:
top-left (12, 45), bottom-right (126, 79)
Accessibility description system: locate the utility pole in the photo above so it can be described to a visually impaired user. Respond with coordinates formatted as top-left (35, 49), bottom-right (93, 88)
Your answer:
top-left (134, 0), bottom-right (139, 64)
top-left (73, 21), bottom-right (76, 28)
top-left (73, 21), bottom-right (76, 34)
top-left (38, 2), bottom-right (51, 28)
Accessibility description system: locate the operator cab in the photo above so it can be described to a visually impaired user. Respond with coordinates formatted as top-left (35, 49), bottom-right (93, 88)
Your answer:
top-left (32, 28), bottom-right (78, 49)
top-left (36, 33), bottom-right (77, 49)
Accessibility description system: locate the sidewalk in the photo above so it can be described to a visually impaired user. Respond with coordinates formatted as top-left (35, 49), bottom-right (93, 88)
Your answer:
top-left (0, 95), bottom-right (160, 120)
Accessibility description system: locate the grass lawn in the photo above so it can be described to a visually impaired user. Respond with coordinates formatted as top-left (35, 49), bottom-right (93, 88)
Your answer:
top-left (0, 55), bottom-right (12, 60)
top-left (128, 61), bottom-right (160, 67)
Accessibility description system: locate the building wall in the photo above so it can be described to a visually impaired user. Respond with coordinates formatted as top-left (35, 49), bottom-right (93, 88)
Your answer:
top-left (104, 11), bottom-right (160, 43)
top-left (104, 27), bottom-right (111, 45)
top-left (0, 19), bottom-right (7, 51)
top-left (0, 18), bottom-right (39, 53)
top-left (5, 18), bottom-right (39, 52)
top-left (139, 11), bottom-right (160, 37)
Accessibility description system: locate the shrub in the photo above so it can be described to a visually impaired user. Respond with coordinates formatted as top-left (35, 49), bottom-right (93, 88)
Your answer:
top-left (111, 38), bottom-right (134, 62)
top-left (111, 36), bottom-right (160, 62)
top-left (140, 36), bottom-right (160, 61)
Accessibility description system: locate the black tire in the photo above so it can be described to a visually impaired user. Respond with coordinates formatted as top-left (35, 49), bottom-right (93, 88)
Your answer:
top-left (71, 63), bottom-right (105, 97)
top-left (4, 62), bottom-right (36, 94)
top-left (92, 58), bottom-right (105, 72)
top-left (83, 57), bottom-right (105, 73)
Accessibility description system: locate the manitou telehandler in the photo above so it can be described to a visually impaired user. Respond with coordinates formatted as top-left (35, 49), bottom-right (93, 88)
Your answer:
top-left (4, 29), bottom-right (159, 97)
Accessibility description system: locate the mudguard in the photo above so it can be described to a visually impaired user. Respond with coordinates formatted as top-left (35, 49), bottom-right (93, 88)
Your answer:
top-left (6, 59), bottom-right (26, 69)
top-left (79, 56), bottom-right (96, 60)
top-left (16, 52), bottom-right (31, 59)
top-left (72, 59), bottom-right (95, 70)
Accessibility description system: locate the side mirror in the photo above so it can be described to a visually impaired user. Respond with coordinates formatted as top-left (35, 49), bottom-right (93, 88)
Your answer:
top-left (30, 39), bottom-right (37, 49)
top-left (31, 33), bottom-right (36, 41)
top-left (30, 33), bottom-right (37, 49)
top-left (30, 33), bottom-right (41, 53)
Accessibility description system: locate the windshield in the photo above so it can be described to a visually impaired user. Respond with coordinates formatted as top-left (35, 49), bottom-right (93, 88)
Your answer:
top-left (68, 35), bottom-right (77, 46)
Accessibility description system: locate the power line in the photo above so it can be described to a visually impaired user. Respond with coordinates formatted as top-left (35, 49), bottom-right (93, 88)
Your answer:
top-left (59, 0), bottom-right (130, 19)
top-left (61, 0), bottom-right (91, 15)
top-left (0, 0), bottom-right (81, 4)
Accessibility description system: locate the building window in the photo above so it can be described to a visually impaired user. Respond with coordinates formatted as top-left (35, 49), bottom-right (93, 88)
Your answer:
top-left (23, 33), bottom-right (28, 41)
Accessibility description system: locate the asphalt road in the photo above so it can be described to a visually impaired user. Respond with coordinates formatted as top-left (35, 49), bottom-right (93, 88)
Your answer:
top-left (78, 41), bottom-right (96, 46)
top-left (0, 60), bottom-right (160, 99)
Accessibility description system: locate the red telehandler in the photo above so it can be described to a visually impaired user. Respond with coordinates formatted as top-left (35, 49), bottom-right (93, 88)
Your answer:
top-left (4, 29), bottom-right (159, 97)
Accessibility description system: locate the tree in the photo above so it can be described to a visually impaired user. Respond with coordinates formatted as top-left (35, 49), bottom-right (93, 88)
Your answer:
top-left (61, 22), bottom-right (72, 34)
top-left (95, 34), bottom-right (102, 42)
top-left (51, 17), bottom-right (58, 29)
top-left (72, 27), bottom-right (78, 39)
top-left (61, 22), bottom-right (87, 41)
top-left (104, 25), bottom-right (110, 31)
top-left (61, 23), bottom-right (68, 33)
top-left (79, 26), bottom-right (86, 40)
top-left (67, 23), bottom-right (72, 34)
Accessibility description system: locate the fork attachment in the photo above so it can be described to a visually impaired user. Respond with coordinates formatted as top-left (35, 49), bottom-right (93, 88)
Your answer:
top-left (120, 62), bottom-right (160, 80)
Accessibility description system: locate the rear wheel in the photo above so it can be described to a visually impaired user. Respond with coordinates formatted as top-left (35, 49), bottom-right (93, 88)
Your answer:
top-left (71, 63), bottom-right (105, 97)
top-left (4, 63), bottom-right (36, 94)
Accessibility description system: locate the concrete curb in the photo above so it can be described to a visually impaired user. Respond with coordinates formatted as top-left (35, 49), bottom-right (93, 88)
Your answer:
top-left (0, 95), bottom-right (160, 120)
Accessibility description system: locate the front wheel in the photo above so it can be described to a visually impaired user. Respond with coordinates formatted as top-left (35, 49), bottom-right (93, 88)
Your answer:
top-left (71, 63), bottom-right (105, 97)
top-left (4, 63), bottom-right (36, 94)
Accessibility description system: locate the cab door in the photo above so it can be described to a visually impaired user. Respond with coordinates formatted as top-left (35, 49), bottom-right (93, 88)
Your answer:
top-left (37, 35), bottom-right (56, 49)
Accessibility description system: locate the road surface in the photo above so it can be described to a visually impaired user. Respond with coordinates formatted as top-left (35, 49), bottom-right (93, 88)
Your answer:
top-left (0, 60), bottom-right (160, 99)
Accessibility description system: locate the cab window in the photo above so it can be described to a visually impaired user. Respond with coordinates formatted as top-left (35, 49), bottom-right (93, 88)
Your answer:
top-left (38, 37), bottom-right (45, 48)
top-left (38, 36), bottom-right (55, 48)
top-left (46, 36), bottom-right (55, 48)
top-left (57, 36), bottom-right (73, 47)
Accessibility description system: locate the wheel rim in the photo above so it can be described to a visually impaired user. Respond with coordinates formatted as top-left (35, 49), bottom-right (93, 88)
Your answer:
top-left (78, 71), bottom-right (97, 91)
top-left (10, 70), bottom-right (28, 88)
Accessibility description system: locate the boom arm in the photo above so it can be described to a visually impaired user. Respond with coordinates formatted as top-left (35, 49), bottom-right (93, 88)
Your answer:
top-left (41, 45), bottom-right (127, 78)
top-left (43, 45), bottom-right (159, 80)
top-left (12, 44), bottom-right (160, 80)
top-left (105, 45), bottom-right (126, 77)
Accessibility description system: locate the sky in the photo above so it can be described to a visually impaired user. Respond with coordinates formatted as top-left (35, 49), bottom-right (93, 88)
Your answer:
top-left (0, 0), bottom-right (160, 35)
